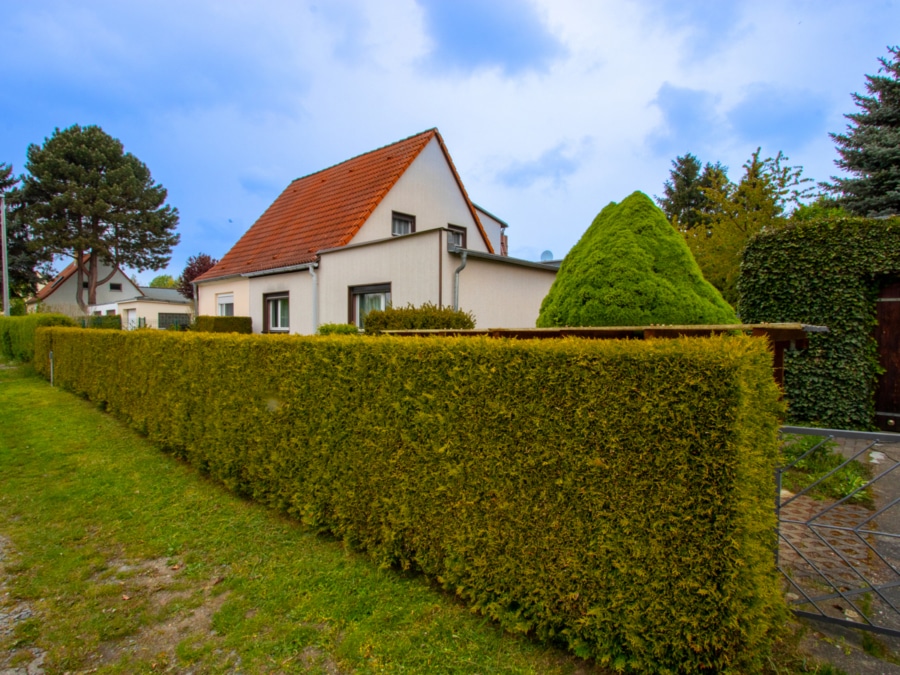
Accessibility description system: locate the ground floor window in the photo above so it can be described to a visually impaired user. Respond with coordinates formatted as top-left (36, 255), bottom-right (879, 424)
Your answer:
top-left (264, 293), bottom-right (289, 332)
top-left (349, 283), bottom-right (391, 329)
top-left (217, 293), bottom-right (234, 317)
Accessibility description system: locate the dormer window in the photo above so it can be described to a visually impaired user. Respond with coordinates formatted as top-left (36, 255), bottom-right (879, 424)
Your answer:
top-left (392, 212), bottom-right (415, 237)
top-left (448, 225), bottom-right (467, 249)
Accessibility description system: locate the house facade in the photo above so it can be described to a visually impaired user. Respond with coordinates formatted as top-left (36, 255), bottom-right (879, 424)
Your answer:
top-left (195, 129), bottom-right (557, 334)
top-left (29, 258), bottom-right (141, 316)
top-left (116, 287), bottom-right (193, 330)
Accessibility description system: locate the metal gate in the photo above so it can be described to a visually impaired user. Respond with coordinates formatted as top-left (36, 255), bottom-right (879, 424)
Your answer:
top-left (777, 426), bottom-right (900, 636)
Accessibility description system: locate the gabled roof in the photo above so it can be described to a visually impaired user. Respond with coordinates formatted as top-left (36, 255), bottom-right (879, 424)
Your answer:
top-left (196, 128), bottom-right (493, 282)
top-left (30, 256), bottom-right (140, 303)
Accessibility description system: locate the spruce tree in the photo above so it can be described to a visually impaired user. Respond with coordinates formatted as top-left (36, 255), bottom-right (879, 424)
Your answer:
top-left (827, 46), bottom-right (900, 217)
top-left (537, 192), bottom-right (737, 327)
top-left (657, 154), bottom-right (729, 231)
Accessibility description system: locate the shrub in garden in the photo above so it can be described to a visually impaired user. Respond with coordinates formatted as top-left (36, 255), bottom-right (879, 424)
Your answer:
top-left (364, 302), bottom-right (475, 334)
top-left (191, 315), bottom-right (252, 333)
top-left (0, 314), bottom-right (77, 362)
top-left (79, 315), bottom-right (122, 330)
top-left (537, 191), bottom-right (738, 327)
top-left (317, 322), bottom-right (360, 335)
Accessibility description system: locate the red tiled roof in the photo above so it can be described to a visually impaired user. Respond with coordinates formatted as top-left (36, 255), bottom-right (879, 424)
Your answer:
top-left (196, 128), bottom-right (492, 282)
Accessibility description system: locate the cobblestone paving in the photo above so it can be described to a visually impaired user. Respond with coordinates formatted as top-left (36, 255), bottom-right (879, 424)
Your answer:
top-left (779, 439), bottom-right (900, 631)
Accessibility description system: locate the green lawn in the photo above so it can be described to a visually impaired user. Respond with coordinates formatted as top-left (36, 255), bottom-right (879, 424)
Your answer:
top-left (0, 366), bottom-right (604, 674)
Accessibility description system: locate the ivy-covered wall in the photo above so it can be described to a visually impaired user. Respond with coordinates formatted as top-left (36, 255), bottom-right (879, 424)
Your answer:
top-left (34, 328), bottom-right (784, 673)
top-left (739, 216), bottom-right (900, 428)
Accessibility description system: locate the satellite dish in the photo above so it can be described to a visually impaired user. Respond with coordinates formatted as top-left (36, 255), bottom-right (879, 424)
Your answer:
top-left (540, 250), bottom-right (554, 262)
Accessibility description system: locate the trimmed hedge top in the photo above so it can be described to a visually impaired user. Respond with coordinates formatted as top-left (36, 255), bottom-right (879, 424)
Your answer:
top-left (537, 192), bottom-right (738, 327)
top-left (740, 215), bottom-right (900, 428)
top-left (0, 314), bottom-right (77, 362)
top-left (364, 302), bottom-right (475, 334)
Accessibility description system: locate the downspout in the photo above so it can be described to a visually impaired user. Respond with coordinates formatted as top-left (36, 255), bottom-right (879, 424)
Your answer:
top-left (308, 264), bottom-right (319, 333)
top-left (191, 281), bottom-right (199, 319)
top-left (453, 251), bottom-right (467, 311)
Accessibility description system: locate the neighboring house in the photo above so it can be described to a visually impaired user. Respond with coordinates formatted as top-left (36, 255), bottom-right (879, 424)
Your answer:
top-left (28, 257), bottom-right (141, 316)
top-left (195, 128), bottom-right (558, 334)
top-left (116, 287), bottom-right (193, 330)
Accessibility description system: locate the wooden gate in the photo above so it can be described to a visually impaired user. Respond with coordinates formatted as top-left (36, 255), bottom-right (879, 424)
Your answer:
top-left (876, 281), bottom-right (900, 432)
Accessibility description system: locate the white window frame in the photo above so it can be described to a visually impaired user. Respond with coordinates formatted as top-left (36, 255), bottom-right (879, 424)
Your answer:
top-left (217, 293), bottom-right (235, 317)
top-left (265, 293), bottom-right (290, 333)
top-left (392, 212), bottom-right (416, 237)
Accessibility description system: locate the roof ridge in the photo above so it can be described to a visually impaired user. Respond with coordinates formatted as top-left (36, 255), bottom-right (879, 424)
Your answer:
top-left (288, 128), bottom-right (438, 185)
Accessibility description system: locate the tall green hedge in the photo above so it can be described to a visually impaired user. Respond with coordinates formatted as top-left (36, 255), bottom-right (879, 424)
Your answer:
top-left (537, 192), bottom-right (738, 327)
top-left (33, 328), bottom-right (784, 673)
top-left (0, 314), bottom-right (77, 362)
top-left (740, 215), bottom-right (900, 428)
top-left (192, 315), bottom-right (252, 333)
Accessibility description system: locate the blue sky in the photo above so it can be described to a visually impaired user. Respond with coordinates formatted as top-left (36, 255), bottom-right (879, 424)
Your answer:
top-left (1, 0), bottom-right (897, 281)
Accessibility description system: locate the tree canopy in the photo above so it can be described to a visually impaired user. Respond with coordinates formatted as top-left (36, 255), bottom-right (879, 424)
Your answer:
top-left (826, 46), bottom-right (900, 217)
top-left (1, 163), bottom-right (53, 304)
top-left (536, 191), bottom-right (737, 327)
top-left (177, 253), bottom-right (218, 300)
top-left (678, 149), bottom-right (814, 305)
top-left (23, 124), bottom-right (179, 313)
top-left (655, 154), bottom-right (728, 231)
top-left (149, 274), bottom-right (176, 288)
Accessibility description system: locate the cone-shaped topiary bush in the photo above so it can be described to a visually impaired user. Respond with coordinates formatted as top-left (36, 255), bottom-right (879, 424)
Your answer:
top-left (537, 191), bottom-right (738, 327)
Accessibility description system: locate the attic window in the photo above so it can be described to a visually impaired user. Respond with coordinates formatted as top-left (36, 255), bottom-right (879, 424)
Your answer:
top-left (392, 212), bottom-right (415, 237)
top-left (447, 225), bottom-right (467, 249)
top-left (110, 283), bottom-right (123, 292)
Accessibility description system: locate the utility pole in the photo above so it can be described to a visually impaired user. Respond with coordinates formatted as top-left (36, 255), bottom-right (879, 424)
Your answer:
top-left (1, 193), bottom-right (9, 316)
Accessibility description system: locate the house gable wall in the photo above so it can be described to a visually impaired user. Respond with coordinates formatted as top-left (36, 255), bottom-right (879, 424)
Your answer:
top-left (34, 263), bottom-right (138, 315)
top-left (351, 138), bottom-right (489, 253)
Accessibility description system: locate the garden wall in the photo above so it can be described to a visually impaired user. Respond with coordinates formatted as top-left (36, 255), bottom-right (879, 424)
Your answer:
top-left (33, 328), bottom-right (784, 673)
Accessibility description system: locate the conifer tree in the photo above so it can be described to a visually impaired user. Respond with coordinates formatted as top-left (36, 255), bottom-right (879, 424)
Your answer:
top-left (537, 192), bottom-right (737, 327)
top-left (827, 46), bottom-right (900, 217)
top-left (657, 154), bottom-right (729, 231)
top-left (23, 125), bottom-right (179, 314)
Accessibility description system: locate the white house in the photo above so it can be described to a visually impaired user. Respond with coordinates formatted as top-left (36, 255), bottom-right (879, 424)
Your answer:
top-left (116, 287), bottom-right (193, 330)
top-left (29, 257), bottom-right (141, 316)
top-left (194, 129), bottom-right (558, 334)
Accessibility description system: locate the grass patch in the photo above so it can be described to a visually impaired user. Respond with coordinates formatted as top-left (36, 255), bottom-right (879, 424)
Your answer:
top-left (780, 435), bottom-right (874, 508)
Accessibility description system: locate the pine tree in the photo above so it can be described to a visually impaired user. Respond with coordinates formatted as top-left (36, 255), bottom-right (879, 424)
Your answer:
top-left (23, 125), bottom-right (180, 314)
top-left (827, 46), bottom-right (900, 217)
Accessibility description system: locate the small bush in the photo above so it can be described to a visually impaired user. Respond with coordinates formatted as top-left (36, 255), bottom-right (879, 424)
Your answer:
top-left (364, 302), bottom-right (475, 334)
top-left (79, 315), bottom-right (123, 330)
top-left (317, 323), bottom-right (360, 336)
top-left (192, 316), bottom-right (252, 334)
top-left (0, 314), bottom-right (77, 362)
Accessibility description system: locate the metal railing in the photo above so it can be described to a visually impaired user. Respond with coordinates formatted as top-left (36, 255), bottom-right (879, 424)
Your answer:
top-left (777, 426), bottom-right (900, 636)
